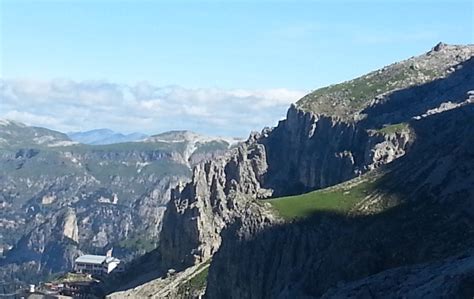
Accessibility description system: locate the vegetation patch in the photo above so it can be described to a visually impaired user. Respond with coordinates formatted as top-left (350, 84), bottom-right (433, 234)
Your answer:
top-left (376, 122), bottom-right (410, 135)
top-left (177, 261), bottom-right (211, 297)
top-left (187, 266), bottom-right (209, 290)
top-left (51, 272), bottom-right (96, 283)
top-left (192, 141), bottom-right (229, 156)
top-left (117, 234), bottom-right (157, 253)
top-left (297, 61), bottom-right (442, 118)
top-left (266, 180), bottom-right (375, 220)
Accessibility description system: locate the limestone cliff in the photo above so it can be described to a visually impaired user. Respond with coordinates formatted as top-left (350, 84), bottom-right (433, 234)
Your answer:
top-left (109, 44), bottom-right (474, 298)
top-left (204, 65), bottom-right (474, 298)
top-left (158, 103), bottom-right (412, 271)
top-left (61, 208), bottom-right (79, 243)
top-left (203, 93), bottom-right (474, 297)
top-left (320, 250), bottom-right (474, 298)
top-left (3, 208), bottom-right (82, 275)
top-left (159, 138), bottom-right (277, 269)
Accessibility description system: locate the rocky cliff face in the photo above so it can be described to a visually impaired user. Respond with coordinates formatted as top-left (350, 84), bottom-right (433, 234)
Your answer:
top-left (4, 208), bottom-right (82, 274)
top-left (157, 103), bottom-right (413, 271)
top-left (320, 250), bottom-right (474, 299)
top-left (61, 208), bottom-right (79, 243)
top-left (206, 102), bottom-right (474, 298)
top-left (204, 48), bottom-right (474, 298)
top-left (103, 44), bottom-right (474, 298)
top-left (261, 106), bottom-right (412, 196)
top-left (159, 137), bottom-right (277, 269)
top-left (117, 44), bottom-right (474, 299)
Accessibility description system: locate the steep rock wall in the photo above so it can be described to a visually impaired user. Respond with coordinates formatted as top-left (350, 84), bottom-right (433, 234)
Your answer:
top-left (159, 138), bottom-right (277, 269)
top-left (261, 106), bottom-right (411, 196)
top-left (158, 105), bottom-right (411, 270)
top-left (205, 103), bottom-right (474, 298)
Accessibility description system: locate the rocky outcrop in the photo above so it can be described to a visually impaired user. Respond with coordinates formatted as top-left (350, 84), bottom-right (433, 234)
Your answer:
top-left (320, 250), bottom-right (474, 299)
top-left (157, 104), bottom-right (415, 273)
top-left (261, 106), bottom-right (412, 196)
top-left (61, 208), bottom-right (79, 243)
top-left (154, 44), bottom-right (474, 299)
top-left (298, 44), bottom-right (473, 119)
top-left (159, 138), bottom-right (277, 269)
top-left (132, 176), bottom-right (186, 239)
top-left (108, 44), bottom-right (474, 298)
top-left (204, 103), bottom-right (474, 298)
top-left (2, 208), bottom-right (82, 274)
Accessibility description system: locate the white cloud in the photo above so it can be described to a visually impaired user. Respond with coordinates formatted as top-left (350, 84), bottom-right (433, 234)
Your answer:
top-left (0, 79), bottom-right (306, 137)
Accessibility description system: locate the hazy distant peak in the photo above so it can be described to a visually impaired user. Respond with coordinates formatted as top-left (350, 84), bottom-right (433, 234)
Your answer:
top-left (68, 129), bottom-right (148, 145)
top-left (80, 128), bottom-right (115, 134)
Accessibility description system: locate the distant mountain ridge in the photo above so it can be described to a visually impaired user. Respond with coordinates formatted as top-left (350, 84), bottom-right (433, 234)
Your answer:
top-left (0, 119), bottom-right (78, 148)
top-left (146, 130), bottom-right (242, 145)
top-left (0, 120), bottom-right (237, 285)
top-left (68, 129), bottom-right (148, 145)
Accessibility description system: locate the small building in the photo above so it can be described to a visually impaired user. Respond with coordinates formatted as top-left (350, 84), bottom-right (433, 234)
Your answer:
top-left (74, 254), bottom-right (121, 275)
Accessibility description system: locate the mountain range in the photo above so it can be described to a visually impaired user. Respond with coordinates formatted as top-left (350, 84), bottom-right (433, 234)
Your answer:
top-left (2, 42), bottom-right (473, 298)
top-left (0, 121), bottom-right (236, 284)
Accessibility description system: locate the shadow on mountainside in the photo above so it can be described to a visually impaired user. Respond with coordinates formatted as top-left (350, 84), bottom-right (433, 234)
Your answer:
top-left (260, 57), bottom-right (474, 199)
top-left (103, 59), bottom-right (474, 297)
top-left (360, 56), bottom-right (474, 128)
top-left (205, 104), bottom-right (474, 298)
top-left (98, 248), bottom-right (167, 295)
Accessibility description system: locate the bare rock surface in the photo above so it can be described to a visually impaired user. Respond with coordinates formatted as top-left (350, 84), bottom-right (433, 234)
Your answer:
top-left (321, 250), bottom-right (474, 299)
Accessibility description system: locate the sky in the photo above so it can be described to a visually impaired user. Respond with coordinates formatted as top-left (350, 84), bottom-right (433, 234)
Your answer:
top-left (0, 0), bottom-right (473, 137)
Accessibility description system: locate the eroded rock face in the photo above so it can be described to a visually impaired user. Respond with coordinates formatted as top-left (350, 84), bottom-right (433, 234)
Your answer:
top-left (112, 44), bottom-right (474, 298)
top-left (3, 208), bottom-right (82, 274)
top-left (159, 139), bottom-right (277, 269)
top-left (158, 104), bottom-right (413, 270)
top-left (153, 46), bottom-right (474, 299)
top-left (61, 208), bottom-right (79, 243)
top-left (261, 106), bottom-right (413, 196)
top-left (320, 250), bottom-right (474, 299)
top-left (205, 104), bottom-right (474, 299)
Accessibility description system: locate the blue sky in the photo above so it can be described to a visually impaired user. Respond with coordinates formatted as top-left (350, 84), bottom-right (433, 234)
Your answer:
top-left (0, 0), bottom-right (473, 136)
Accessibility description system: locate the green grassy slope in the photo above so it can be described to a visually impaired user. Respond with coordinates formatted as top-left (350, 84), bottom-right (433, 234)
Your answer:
top-left (376, 122), bottom-right (410, 134)
top-left (296, 44), bottom-right (470, 118)
top-left (266, 179), bottom-right (375, 220)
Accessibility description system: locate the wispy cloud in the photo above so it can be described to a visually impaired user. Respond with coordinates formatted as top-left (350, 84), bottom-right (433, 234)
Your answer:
top-left (0, 79), bottom-right (306, 137)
